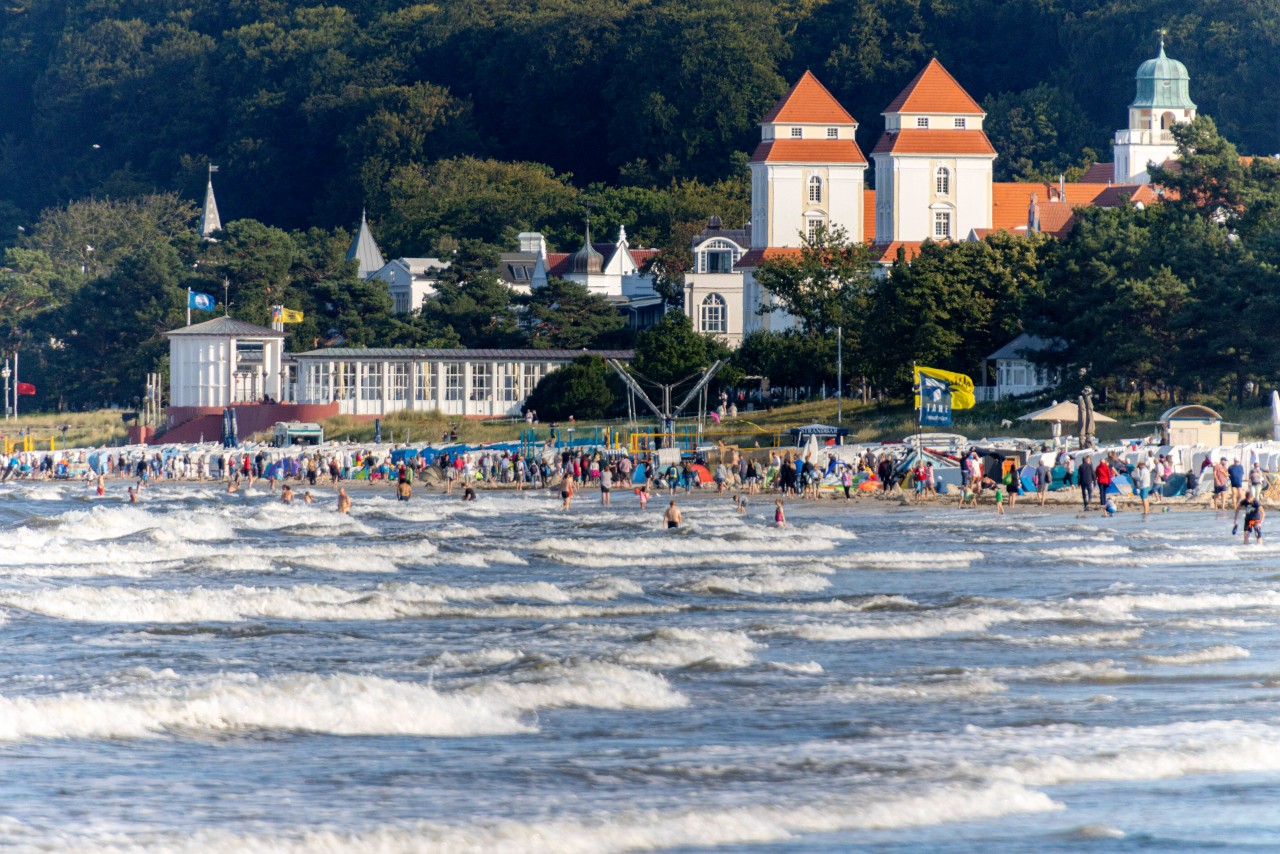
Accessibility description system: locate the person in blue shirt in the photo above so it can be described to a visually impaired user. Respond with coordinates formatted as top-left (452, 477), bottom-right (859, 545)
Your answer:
top-left (1227, 458), bottom-right (1246, 505)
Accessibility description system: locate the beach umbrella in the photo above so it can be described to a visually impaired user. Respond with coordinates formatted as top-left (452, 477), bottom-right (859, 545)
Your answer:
top-left (1019, 401), bottom-right (1115, 424)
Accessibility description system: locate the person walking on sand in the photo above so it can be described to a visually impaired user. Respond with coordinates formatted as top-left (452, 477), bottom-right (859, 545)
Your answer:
top-left (1078, 455), bottom-right (1095, 510)
top-left (663, 500), bottom-right (682, 529)
top-left (1035, 458), bottom-right (1052, 507)
top-left (774, 498), bottom-right (786, 527)
top-left (337, 487), bottom-right (351, 514)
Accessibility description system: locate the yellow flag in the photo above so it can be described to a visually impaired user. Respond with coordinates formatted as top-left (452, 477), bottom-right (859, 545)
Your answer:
top-left (273, 306), bottom-right (305, 323)
top-left (914, 365), bottom-right (976, 410)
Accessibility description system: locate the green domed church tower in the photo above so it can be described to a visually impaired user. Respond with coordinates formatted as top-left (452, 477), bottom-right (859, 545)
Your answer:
top-left (1113, 36), bottom-right (1197, 183)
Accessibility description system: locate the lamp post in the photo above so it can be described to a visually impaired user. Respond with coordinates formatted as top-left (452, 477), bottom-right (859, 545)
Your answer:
top-left (1, 360), bottom-right (9, 420)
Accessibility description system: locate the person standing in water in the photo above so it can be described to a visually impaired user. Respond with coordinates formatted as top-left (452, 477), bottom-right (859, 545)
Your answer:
top-left (560, 471), bottom-right (575, 510)
top-left (337, 487), bottom-right (352, 514)
top-left (1234, 490), bottom-right (1265, 544)
top-left (774, 499), bottom-right (786, 527)
top-left (663, 500), bottom-right (682, 529)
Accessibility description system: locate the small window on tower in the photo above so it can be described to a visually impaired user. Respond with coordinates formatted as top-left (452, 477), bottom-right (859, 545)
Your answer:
top-left (954, 117), bottom-right (966, 129)
top-left (790, 127), bottom-right (802, 138)
top-left (916, 117), bottom-right (929, 128)
top-left (826, 127), bottom-right (838, 139)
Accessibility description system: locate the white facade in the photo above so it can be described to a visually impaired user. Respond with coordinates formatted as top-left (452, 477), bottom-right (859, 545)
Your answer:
top-left (294, 348), bottom-right (633, 418)
top-left (684, 230), bottom-right (748, 347)
top-left (371, 257), bottom-right (450, 314)
top-left (165, 317), bottom-right (287, 407)
top-left (749, 162), bottom-right (865, 250)
top-left (980, 333), bottom-right (1058, 402)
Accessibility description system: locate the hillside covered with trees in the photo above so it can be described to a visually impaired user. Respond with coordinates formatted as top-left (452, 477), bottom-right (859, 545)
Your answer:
top-left (0, 0), bottom-right (1277, 412)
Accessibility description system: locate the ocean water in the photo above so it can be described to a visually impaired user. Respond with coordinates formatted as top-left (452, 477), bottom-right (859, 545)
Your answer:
top-left (0, 483), bottom-right (1278, 851)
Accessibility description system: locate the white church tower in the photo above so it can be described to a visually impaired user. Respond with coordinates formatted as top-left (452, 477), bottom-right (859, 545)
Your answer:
top-left (738, 71), bottom-right (867, 332)
top-left (872, 59), bottom-right (995, 244)
top-left (1113, 37), bottom-right (1196, 184)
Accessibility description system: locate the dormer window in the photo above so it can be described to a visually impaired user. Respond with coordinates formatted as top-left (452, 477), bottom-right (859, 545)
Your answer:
top-left (790, 127), bottom-right (802, 138)
top-left (916, 117), bottom-right (929, 128)
top-left (826, 127), bottom-right (838, 139)
top-left (954, 117), bottom-right (966, 129)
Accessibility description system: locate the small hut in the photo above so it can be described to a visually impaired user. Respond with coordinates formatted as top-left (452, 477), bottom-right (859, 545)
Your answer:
top-left (1159, 405), bottom-right (1223, 446)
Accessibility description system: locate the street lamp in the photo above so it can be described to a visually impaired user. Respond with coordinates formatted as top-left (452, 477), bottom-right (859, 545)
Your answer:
top-left (1, 361), bottom-right (10, 420)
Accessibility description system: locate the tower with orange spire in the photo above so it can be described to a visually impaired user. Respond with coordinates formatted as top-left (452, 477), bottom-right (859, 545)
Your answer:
top-left (872, 58), bottom-right (995, 245)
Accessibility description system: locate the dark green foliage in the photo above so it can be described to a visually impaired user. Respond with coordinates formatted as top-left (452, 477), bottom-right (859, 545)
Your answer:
top-left (523, 278), bottom-right (626, 350)
top-left (522, 356), bottom-right (616, 421)
top-left (631, 312), bottom-right (712, 386)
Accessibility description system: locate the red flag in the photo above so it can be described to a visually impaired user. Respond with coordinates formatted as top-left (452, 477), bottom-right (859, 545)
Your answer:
top-left (16, 382), bottom-right (35, 396)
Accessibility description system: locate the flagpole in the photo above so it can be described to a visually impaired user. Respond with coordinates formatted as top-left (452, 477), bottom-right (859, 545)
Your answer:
top-left (913, 361), bottom-right (920, 466)
top-left (13, 351), bottom-right (18, 421)
top-left (187, 288), bottom-right (192, 327)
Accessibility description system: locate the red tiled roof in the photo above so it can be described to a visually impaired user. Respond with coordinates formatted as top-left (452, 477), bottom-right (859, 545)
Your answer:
top-left (1079, 162), bottom-right (1114, 183)
top-left (874, 241), bottom-right (926, 263)
top-left (991, 182), bottom-right (1112, 232)
top-left (761, 71), bottom-right (857, 125)
top-left (545, 252), bottom-right (571, 276)
top-left (871, 129), bottom-right (996, 156)
top-left (735, 247), bottom-right (804, 270)
top-left (883, 59), bottom-right (984, 115)
top-left (629, 248), bottom-right (659, 266)
top-left (1036, 204), bottom-right (1078, 238)
top-left (863, 190), bottom-right (876, 244)
top-left (750, 139), bottom-right (867, 164)
top-left (1090, 184), bottom-right (1162, 207)
top-left (544, 244), bottom-right (657, 277)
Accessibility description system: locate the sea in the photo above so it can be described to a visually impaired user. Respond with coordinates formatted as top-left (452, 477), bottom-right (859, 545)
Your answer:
top-left (0, 482), bottom-right (1277, 851)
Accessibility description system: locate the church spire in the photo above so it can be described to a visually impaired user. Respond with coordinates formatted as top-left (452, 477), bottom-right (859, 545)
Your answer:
top-left (198, 164), bottom-right (222, 238)
top-left (345, 209), bottom-right (386, 279)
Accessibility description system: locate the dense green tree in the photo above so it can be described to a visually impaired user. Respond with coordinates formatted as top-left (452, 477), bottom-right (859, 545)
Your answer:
top-left (417, 273), bottom-right (520, 349)
top-left (522, 355), bottom-right (616, 421)
top-left (631, 311), bottom-right (712, 386)
top-left (523, 278), bottom-right (626, 350)
top-left (752, 226), bottom-right (878, 339)
top-left (41, 244), bottom-right (187, 408)
top-left (983, 84), bottom-right (1103, 182)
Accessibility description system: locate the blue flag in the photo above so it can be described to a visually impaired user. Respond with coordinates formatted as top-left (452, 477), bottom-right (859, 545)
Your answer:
top-left (188, 290), bottom-right (215, 311)
top-left (918, 373), bottom-right (953, 427)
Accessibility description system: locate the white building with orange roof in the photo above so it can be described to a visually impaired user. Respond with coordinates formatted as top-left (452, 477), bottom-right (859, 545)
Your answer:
top-left (739, 71), bottom-right (868, 335)
top-left (871, 59), bottom-right (995, 250)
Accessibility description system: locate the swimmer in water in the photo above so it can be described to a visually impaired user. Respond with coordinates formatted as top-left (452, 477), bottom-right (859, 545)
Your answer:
top-left (280, 485), bottom-right (293, 504)
top-left (462, 484), bottom-right (476, 502)
top-left (96, 474), bottom-right (105, 497)
top-left (127, 486), bottom-right (137, 503)
top-left (774, 498), bottom-right (786, 527)
top-left (1233, 490), bottom-right (1265, 545)
top-left (337, 487), bottom-right (351, 514)
top-left (303, 491), bottom-right (315, 504)
top-left (663, 500), bottom-right (682, 529)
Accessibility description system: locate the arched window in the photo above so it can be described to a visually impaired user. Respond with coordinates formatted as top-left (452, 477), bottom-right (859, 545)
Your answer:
top-left (935, 167), bottom-right (950, 195)
top-left (808, 175), bottom-right (822, 203)
top-left (1160, 111), bottom-right (1177, 130)
top-left (698, 238), bottom-right (740, 273)
top-left (700, 293), bottom-right (727, 334)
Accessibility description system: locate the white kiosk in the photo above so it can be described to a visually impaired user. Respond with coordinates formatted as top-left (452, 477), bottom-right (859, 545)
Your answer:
top-left (165, 316), bottom-right (287, 407)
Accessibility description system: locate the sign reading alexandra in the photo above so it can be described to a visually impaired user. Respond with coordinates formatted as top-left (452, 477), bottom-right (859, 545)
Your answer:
top-left (918, 373), bottom-right (952, 427)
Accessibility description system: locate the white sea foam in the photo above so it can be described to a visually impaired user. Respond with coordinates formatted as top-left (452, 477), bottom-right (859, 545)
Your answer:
top-left (680, 571), bottom-right (832, 595)
top-left (0, 663), bottom-right (684, 743)
top-left (533, 534), bottom-right (839, 558)
top-left (993, 628), bottom-right (1144, 648)
top-left (64, 781), bottom-right (1058, 853)
top-left (829, 675), bottom-right (1007, 702)
top-left (839, 550), bottom-right (985, 570)
top-left (1139, 644), bottom-right (1250, 665)
top-left (0, 578), bottom-right (655, 623)
top-left (614, 627), bottom-right (761, 669)
top-left (766, 660), bottom-right (824, 674)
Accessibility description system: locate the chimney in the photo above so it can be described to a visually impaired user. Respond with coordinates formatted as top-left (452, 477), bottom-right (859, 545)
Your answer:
top-left (518, 232), bottom-right (547, 259)
top-left (1058, 173), bottom-right (1066, 201)
top-left (1028, 192), bottom-right (1041, 234)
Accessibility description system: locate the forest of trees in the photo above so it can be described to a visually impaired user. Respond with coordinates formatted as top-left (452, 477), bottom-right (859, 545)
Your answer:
top-left (0, 1), bottom-right (1277, 411)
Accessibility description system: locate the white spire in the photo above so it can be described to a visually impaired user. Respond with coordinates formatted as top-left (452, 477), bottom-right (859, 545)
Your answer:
top-left (199, 164), bottom-right (222, 238)
top-left (345, 209), bottom-right (386, 279)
